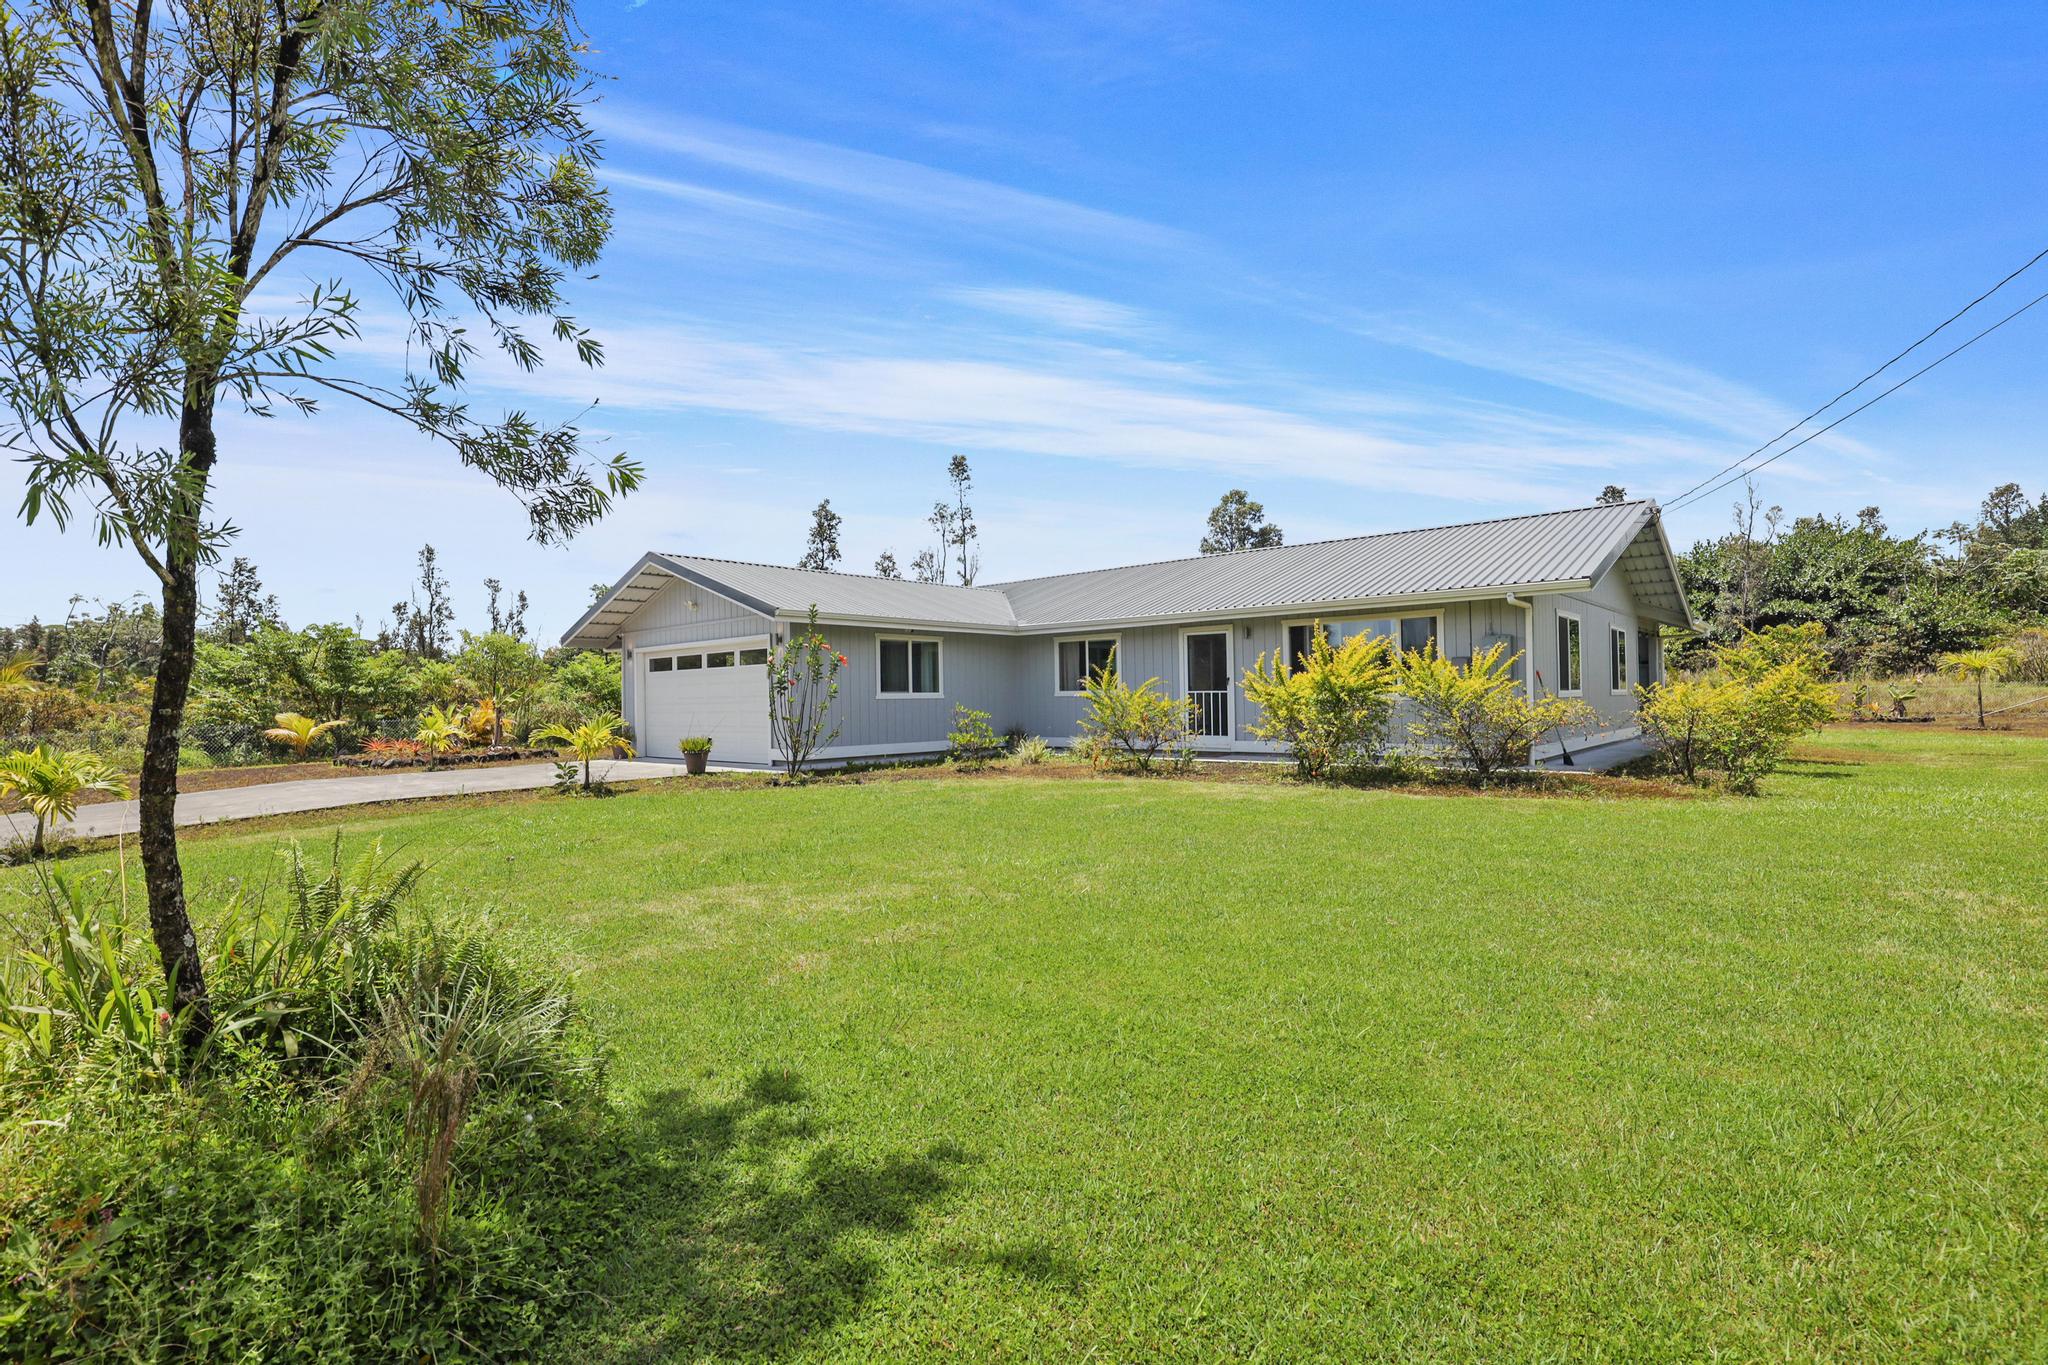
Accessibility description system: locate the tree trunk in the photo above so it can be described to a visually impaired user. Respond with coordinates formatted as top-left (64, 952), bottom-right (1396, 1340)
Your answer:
top-left (141, 395), bottom-right (218, 1048)
top-left (1978, 675), bottom-right (1986, 729)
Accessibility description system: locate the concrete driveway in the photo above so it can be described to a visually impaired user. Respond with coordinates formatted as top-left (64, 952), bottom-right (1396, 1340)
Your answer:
top-left (2, 759), bottom-right (728, 847)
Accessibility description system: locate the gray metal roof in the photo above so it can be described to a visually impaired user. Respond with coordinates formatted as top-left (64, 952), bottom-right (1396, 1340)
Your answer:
top-left (561, 501), bottom-right (1694, 647)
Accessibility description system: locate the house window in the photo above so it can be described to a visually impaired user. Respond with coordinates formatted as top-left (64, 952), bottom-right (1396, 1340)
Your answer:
top-left (648, 656), bottom-right (673, 673)
top-left (1285, 615), bottom-right (1434, 665)
top-left (677, 654), bottom-right (702, 670)
top-left (1638, 631), bottom-right (1659, 686)
top-left (705, 651), bottom-right (735, 668)
top-left (1056, 637), bottom-right (1118, 693)
top-left (738, 648), bottom-right (769, 666)
top-left (1555, 612), bottom-right (1583, 694)
top-left (878, 636), bottom-right (941, 696)
top-left (1610, 628), bottom-right (1628, 693)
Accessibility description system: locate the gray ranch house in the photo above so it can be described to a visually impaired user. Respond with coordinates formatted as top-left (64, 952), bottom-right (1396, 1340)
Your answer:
top-left (561, 499), bottom-right (1698, 768)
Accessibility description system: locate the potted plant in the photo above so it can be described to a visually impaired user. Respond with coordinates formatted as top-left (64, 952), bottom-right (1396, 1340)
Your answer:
top-left (678, 735), bottom-right (713, 775)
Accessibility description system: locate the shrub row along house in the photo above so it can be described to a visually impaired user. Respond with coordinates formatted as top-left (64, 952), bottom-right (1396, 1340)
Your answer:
top-left (563, 500), bottom-right (1697, 767)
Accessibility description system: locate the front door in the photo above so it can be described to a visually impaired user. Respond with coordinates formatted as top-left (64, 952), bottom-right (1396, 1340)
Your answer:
top-left (1184, 631), bottom-right (1231, 738)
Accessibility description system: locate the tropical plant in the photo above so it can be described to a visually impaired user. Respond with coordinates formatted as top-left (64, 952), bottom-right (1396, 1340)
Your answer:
top-left (1240, 624), bottom-right (1399, 779)
top-left (947, 706), bottom-right (1003, 769)
top-left (261, 712), bottom-right (346, 761)
top-left (1398, 643), bottom-right (1596, 783)
top-left (0, 745), bottom-right (128, 857)
top-left (531, 715), bottom-right (634, 792)
top-left (412, 707), bottom-right (468, 770)
top-left (1940, 646), bottom-right (2018, 728)
top-left (0, 652), bottom-right (39, 686)
top-left (1077, 662), bottom-right (1194, 773)
top-left (677, 736), bottom-right (714, 753)
top-left (768, 607), bottom-right (844, 779)
top-left (456, 632), bottom-right (546, 746)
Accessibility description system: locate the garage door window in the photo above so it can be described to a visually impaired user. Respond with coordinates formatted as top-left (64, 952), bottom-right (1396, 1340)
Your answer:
top-left (878, 637), bottom-right (941, 696)
top-left (676, 654), bottom-right (702, 670)
top-left (648, 656), bottom-right (673, 673)
top-left (739, 648), bottom-right (769, 666)
top-left (705, 651), bottom-right (735, 668)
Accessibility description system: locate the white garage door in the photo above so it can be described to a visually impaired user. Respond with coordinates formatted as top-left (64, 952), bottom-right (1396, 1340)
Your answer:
top-left (640, 639), bottom-right (772, 766)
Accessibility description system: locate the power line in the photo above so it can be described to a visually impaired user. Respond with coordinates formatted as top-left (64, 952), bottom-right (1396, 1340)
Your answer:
top-left (1663, 243), bottom-right (2048, 506)
top-left (1666, 285), bottom-right (2048, 514)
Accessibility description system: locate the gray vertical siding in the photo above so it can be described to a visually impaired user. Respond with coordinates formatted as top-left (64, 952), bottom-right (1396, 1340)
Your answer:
top-left (608, 567), bottom-right (1665, 761)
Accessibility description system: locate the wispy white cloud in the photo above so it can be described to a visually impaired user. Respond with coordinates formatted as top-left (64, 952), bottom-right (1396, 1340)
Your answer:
top-left (947, 285), bottom-right (1149, 334)
top-left (1350, 306), bottom-right (1886, 469)
top-left (456, 315), bottom-right (1754, 508)
top-left (595, 107), bottom-right (1194, 256)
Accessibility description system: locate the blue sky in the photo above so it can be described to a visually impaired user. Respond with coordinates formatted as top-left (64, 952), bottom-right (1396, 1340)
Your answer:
top-left (8, 1), bottom-right (2048, 641)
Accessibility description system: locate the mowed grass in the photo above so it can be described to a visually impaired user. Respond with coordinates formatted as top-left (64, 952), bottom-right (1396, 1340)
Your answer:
top-left (21, 728), bottom-right (2048, 1361)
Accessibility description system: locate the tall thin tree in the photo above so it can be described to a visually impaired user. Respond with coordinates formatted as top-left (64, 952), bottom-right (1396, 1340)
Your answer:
top-left (798, 498), bottom-right (843, 570)
top-left (0, 0), bottom-right (639, 1038)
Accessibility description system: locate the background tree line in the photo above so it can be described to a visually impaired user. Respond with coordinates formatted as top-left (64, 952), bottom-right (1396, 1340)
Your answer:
top-left (1673, 480), bottom-right (2048, 678)
top-left (2, 549), bottom-right (620, 770)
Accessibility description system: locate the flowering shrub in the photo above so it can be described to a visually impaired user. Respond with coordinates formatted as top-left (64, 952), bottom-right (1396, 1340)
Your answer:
top-left (768, 607), bottom-right (843, 778)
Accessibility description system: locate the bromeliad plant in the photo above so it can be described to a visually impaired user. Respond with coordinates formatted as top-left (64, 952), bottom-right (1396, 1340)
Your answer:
top-left (532, 715), bottom-right (634, 792)
top-left (263, 712), bottom-right (347, 762)
top-left (769, 607), bottom-right (844, 779)
top-left (0, 745), bottom-right (128, 858)
top-left (1241, 624), bottom-right (1400, 779)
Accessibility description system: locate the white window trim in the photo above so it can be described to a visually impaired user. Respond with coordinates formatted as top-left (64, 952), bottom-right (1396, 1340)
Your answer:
top-left (875, 634), bottom-right (944, 700)
top-left (1555, 610), bottom-right (1584, 696)
top-left (1609, 626), bottom-right (1630, 695)
top-left (1178, 625), bottom-right (1235, 739)
top-left (1281, 612), bottom-right (1439, 663)
top-left (1053, 633), bottom-right (1122, 696)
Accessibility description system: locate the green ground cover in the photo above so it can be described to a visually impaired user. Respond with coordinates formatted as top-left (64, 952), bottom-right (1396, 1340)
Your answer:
top-left (10, 727), bottom-right (2047, 1361)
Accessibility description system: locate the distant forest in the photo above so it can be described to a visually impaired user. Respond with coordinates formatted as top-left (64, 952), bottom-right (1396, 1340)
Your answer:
top-left (1673, 481), bottom-right (2047, 677)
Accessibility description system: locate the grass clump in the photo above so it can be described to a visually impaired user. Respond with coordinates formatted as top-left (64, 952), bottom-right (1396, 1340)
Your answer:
top-left (0, 839), bottom-right (628, 1361)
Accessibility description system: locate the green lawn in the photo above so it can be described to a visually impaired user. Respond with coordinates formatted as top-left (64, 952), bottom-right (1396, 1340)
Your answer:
top-left (31, 729), bottom-right (2048, 1360)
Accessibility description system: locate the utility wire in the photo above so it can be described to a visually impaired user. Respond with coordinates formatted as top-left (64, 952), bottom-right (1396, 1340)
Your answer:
top-left (1666, 285), bottom-right (2048, 513)
top-left (1663, 243), bottom-right (2048, 506)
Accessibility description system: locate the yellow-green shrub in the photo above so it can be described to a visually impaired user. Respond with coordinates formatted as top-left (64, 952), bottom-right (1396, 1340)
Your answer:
top-left (1639, 626), bottom-right (1837, 793)
top-left (1397, 642), bottom-right (1597, 782)
top-left (1241, 625), bottom-right (1399, 779)
top-left (1078, 662), bottom-right (1193, 772)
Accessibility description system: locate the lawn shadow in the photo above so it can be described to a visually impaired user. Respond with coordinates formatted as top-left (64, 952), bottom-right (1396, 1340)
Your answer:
top-left (572, 1066), bottom-right (965, 1362)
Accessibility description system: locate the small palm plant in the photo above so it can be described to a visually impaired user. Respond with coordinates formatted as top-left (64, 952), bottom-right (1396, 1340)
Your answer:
top-left (413, 706), bottom-right (468, 769)
top-left (1941, 647), bottom-right (2018, 729)
top-left (263, 711), bottom-right (347, 762)
top-left (531, 714), bottom-right (634, 791)
top-left (0, 652), bottom-right (39, 686)
top-left (0, 745), bottom-right (128, 857)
